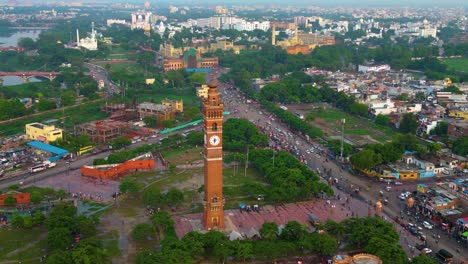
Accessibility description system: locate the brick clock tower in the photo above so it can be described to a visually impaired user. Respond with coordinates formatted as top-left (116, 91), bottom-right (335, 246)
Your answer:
top-left (202, 79), bottom-right (225, 230)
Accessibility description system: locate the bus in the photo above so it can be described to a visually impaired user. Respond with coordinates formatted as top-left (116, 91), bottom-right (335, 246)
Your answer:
top-left (29, 164), bottom-right (46, 173)
top-left (295, 112), bottom-right (304, 119)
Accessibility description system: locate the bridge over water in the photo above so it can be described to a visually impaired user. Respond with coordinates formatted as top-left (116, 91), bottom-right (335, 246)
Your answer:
top-left (0, 71), bottom-right (60, 83)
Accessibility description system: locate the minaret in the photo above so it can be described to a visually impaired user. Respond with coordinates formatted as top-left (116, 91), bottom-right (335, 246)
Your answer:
top-left (76, 29), bottom-right (80, 46)
top-left (91, 22), bottom-right (95, 40)
top-left (271, 25), bottom-right (276, 45)
top-left (294, 25), bottom-right (299, 43)
top-left (202, 79), bottom-right (225, 230)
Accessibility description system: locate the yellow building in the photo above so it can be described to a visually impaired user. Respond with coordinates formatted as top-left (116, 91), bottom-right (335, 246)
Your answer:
top-left (25, 123), bottom-right (63, 143)
top-left (162, 98), bottom-right (183, 113)
top-left (196, 84), bottom-right (209, 99)
top-left (449, 110), bottom-right (468, 120)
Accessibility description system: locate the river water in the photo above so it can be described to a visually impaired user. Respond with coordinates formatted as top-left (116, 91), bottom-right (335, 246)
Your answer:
top-left (0, 30), bottom-right (43, 86)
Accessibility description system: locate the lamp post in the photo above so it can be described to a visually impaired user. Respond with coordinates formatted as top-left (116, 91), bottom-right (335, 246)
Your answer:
top-left (340, 118), bottom-right (345, 161)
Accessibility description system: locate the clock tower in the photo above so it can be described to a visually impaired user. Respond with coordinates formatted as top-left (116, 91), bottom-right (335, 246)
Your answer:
top-left (202, 79), bottom-right (225, 230)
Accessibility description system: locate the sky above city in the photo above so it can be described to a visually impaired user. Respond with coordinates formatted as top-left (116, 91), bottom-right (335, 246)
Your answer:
top-left (155, 0), bottom-right (466, 7)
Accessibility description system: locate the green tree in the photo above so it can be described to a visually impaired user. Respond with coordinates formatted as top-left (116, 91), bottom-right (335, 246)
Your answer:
top-left (349, 102), bottom-right (368, 117)
top-left (35, 99), bottom-right (57, 112)
top-left (143, 187), bottom-right (165, 208)
top-left (395, 93), bottom-right (409, 101)
top-left (350, 149), bottom-right (382, 170)
top-left (232, 241), bottom-right (254, 262)
top-left (23, 215), bottom-right (33, 228)
top-left (151, 211), bottom-right (174, 238)
top-left (119, 177), bottom-right (140, 194)
top-left (143, 116), bottom-right (158, 127)
top-left (301, 233), bottom-right (337, 256)
top-left (399, 113), bottom-right (418, 134)
top-left (111, 136), bottom-right (132, 150)
top-left (280, 221), bottom-right (306, 241)
top-left (430, 122), bottom-right (448, 136)
top-left (184, 106), bottom-right (201, 120)
top-left (33, 212), bottom-right (46, 226)
top-left (375, 114), bottom-right (390, 126)
top-left (188, 72), bottom-right (206, 84)
top-left (213, 241), bottom-right (233, 263)
top-left (411, 255), bottom-right (438, 264)
top-left (364, 237), bottom-right (407, 264)
top-left (181, 231), bottom-right (205, 257)
top-left (11, 214), bottom-right (24, 228)
top-left (443, 85), bottom-right (463, 94)
top-left (47, 227), bottom-right (72, 250)
top-left (186, 131), bottom-right (203, 146)
top-left (60, 91), bottom-right (76, 106)
top-left (46, 250), bottom-right (73, 264)
top-left (30, 190), bottom-right (42, 203)
top-left (259, 222), bottom-right (279, 240)
top-left (452, 136), bottom-right (468, 156)
top-left (3, 194), bottom-right (16, 206)
top-left (132, 223), bottom-right (155, 241)
top-left (165, 188), bottom-right (184, 207)
top-left (77, 216), bottom-right (97, 238)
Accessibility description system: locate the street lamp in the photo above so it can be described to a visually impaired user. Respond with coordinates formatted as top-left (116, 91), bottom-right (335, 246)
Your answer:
top-left (340, 118), bottom-right (345, 161)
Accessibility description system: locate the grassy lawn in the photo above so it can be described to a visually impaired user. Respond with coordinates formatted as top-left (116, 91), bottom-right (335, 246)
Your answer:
top-left (99, 229), bottom-right (122, 258)
top-left (161, 146), bottom-right (203, 165)
top-left (0, 227), bottom-right (46, 262)
top-left (443, 58), bottom-right (468, 72)
top-left (309, 107), bottom-right (395, 141)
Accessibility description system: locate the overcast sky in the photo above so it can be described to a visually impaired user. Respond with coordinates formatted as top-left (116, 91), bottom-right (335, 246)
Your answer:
top-left (155, 0), bottom-right (466, 7)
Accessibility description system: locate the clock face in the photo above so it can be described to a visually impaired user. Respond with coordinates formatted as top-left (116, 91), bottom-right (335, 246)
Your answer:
top-left (209, 135), bottom-right (220, 146)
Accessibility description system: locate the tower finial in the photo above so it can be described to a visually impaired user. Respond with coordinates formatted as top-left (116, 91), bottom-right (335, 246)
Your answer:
top-left (208, 79), bottom-right (218, 89)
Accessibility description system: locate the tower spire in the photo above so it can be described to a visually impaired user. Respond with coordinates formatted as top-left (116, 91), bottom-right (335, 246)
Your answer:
top-left (271, 25), bottom-right (276, 45)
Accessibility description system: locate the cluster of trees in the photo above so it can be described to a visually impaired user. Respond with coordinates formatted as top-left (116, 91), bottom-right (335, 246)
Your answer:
top-left (350, 134), bottom-right (432, 170)
top-left (3, 199), bottom-right (109, 263)
top-left (261, 99), bottom-right (324, 139)
top-left (350, 141), bottom-right (404, 170)
top-left (321, 217), bottom-right (422, 264)
top-left (249, 149), bottom-right (333, 202)
top-left (93, 143), bottom-right (158, 165)
top-left (136, 219), bottom-right (337, 264)
top-left (42, 203), bottom-right (108, 263)
top-left (452, 136), bottom-right (468, 157)
top-left (51, 134), bottom-right (93, 154)
top-left (223, 118), bottom-right (268, 152)
top-left (142, 187), bottom-right (185, 209)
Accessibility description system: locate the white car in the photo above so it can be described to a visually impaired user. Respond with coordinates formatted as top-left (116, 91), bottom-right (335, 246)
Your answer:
top-left (422, 221), bottom-right (433, 229)
top-left (422, 248), bottom-right (432, 254)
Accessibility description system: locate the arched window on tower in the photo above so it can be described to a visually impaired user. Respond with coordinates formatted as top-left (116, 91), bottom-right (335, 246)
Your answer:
top-left (211, 98), bottom-right (216, 106)
top-left (212, 122), bottom-right (218, 131)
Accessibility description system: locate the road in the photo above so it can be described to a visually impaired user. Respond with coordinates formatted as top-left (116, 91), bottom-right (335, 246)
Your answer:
top-left (209, 69), bottom-right (467, 263)
top-left (83, 62), bottom-right (120, 96)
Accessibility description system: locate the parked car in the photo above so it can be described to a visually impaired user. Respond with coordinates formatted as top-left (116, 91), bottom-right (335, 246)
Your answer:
top-left (423, 221), bottom-right (433, 229)
top-left (422, 248), bottom-right (432, 254)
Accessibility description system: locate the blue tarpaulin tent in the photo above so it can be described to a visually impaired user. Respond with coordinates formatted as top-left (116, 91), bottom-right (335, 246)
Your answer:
top-left (27, 140), bottom-right (68, 162)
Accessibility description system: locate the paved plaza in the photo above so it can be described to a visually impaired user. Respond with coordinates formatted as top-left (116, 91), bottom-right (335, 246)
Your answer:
top-left (173, 198), bottom-right (370, 238)
top-left (27, 168), bottom-right (120, 202)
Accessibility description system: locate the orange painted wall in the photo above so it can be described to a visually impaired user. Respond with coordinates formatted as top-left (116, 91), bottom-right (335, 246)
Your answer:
top-left (80, 159), bottom-right (155, 180)
top-left (0, 192), bottom-right (31, 206)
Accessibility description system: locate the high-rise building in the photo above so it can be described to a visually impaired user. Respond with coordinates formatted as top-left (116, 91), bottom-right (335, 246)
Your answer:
top-left (202, 80), bottom-right (225, 230)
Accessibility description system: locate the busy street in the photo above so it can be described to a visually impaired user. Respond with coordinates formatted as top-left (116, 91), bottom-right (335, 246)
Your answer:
top-left (210, 69), bottom-right (468, 263)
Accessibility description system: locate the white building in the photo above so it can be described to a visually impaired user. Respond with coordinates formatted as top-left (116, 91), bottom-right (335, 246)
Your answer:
top-left (358, 64), bottom-right (391, 73)
top-left (77, 22), bottom-right (97, 51)
top-left (131, 11), bottom-right (152, 30)
top-left (107, 19), bottom-right (127, 27)
top-left (420, 27), bottom-right (437, 38)
top-left (368, 99), bottom-right (397, 116)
